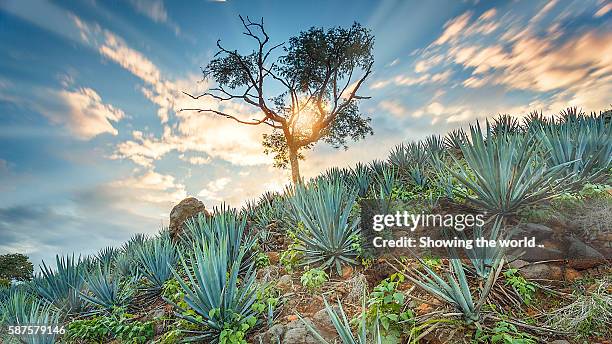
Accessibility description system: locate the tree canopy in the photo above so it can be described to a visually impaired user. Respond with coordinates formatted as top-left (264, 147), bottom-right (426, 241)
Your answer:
top-left (183, 17), bottom-right (375, 182)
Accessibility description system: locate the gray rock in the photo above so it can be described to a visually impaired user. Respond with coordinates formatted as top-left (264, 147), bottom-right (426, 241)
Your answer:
top-left (277, 275), bottom-right (293, 292)
top-left (524, 223), bottom-right (554, 240)
top-left (313, 306), bottom-right (340, 332)
top-left (519, 263), bottom-right (563, 280)
top-left (282, 318), bottom-right (336, 344)
top-left (548, 340), bottom-right (570, 344)
top-left (567, 237), bottom-right (604, 259)
top-left (253, 324), bottom-right (285, 343)
top-left (508, 259), bottom-right (529, 269)
top-left (282, 327), bottom-right (319, 344)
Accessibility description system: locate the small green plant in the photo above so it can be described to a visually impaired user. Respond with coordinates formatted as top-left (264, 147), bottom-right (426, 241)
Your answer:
top-left (422, 256), bottom-right (442, 270)
top-left (360, 273), bottom-right (414, 342)
top-left (579, 183), bottom-right (611, 199)
top-left (64, 307), bottom-right (155, 343)
top-left (218, 314), bottom-right (258, 344)
top-left (255, 252), bottom-right (271, 268)
top-left (280, 246), bottom-right (302, 273)
top-left (474, 321), bottom-right (536, 344)
top-left (300, 268), bottom-right (329, 292)
top-left (503, 269), bottom-right (536, 305)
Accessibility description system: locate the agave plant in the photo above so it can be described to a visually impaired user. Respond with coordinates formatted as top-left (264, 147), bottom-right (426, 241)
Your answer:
top-left (538, 112), bottom-right (611, 182)
top-left (289, 179), bottom-right (360, 275)
top-left (80, 262), bottom-right (134, 313)
top-left (350, 162), bottom-right (372, 197)
top-left (459, 217), bottom-right (506, 279)
top-left (96, 247), bottom-right (118, 268)
top-left (34, 255), bottom-right (86, 317)
top-left (447, 120), bottom-right (573, 216)
top-left (184, 204), bottom-right (256, 270)
top-left (134, 236), bottom-right (178, 292)
top-left (300, 297), bottom-right (382, 344)
top-left (1, 289), bottom-right (60, 344)
top-left (404, 256), bottom-right (504, 323)
top-left (169, 233), bottom-right (258, 342)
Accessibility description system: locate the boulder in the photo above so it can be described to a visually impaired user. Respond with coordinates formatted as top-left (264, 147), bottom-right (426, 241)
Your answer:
top-left (566, 237), bottom-right (605, 270)
top-left (169, 197), bottom-right (210, 240)
top-left (253, 324), bottom-right (286, 343)
top-left (283, 318), bottom-right (336, 344)
top-left (519, 263), bottom-right (563, 280)
top-left (523, 223), bottom-right (554, 240)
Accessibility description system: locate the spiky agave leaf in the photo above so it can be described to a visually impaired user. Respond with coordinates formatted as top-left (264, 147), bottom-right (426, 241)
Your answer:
top-left (290, 178), bottom-right (360, 275)
top-left (447, 120), bottom-right (573, 216)
top-left (169, 233), bottom-right (258, 343)
top-left (34, 254), bottom-right (86, 317)
top-left (1, 289), bottom-right (60, 344)
top-left (184, 204), bottom-right (256, 271)
top-left (459, 217), bottom-right (506, 279)
top-left (134, 236), bottom-right (178, 292)
top-left (538, 112), bottom-right (611, 182)
top-left (95, 246), bottom-right (118, 268)
top-left (404, 255), bottom-right (504, 323)
top-left (350, 162), bottom-right (372, 198)
top-left (299, 297), bottom-right (381, 344)
top-left (80, 262), bottom-right (133, 313)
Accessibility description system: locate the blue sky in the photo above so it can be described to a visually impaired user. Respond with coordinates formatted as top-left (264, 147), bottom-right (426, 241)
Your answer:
top-left (0, 0), bottom-right (611, 268)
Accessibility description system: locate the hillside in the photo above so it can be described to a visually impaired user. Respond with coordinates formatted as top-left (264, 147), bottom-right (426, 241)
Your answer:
top-left (1, 108), bottom-right (611, 344)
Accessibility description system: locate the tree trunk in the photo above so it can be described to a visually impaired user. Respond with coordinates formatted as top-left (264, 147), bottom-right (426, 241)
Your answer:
top-left (288, 145), bottom-right (301, 184)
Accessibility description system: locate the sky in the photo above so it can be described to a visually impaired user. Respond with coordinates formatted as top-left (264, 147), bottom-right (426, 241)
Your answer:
top-left (0, 0), bottom-right (611, 269)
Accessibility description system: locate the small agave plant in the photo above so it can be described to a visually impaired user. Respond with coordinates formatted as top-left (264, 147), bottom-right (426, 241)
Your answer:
top-left (1, 289), bottom-right (60, 344)
top-left (169, 232), bottom-right (258, 343)
top-left (184, 204), bottom-right (256, 271)
top-left (134, 236), bottom-right (178, 293)
top-left (80, 261), bottom-right (134, 314)
top-left (403, 256), bottom-right (504, 323)
top-left (446, 120), bottom-right (573, 217)
top-left (289, 178), bottom-right (360, 275)
top-left (300, 297), bottom-right (382, 344)
top-left (34, 254), bottom-right (87, 317)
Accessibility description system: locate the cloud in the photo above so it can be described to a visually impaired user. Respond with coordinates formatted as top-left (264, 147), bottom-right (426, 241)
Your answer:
top-left (126, 0), bottom-right (181, 35)
top-left (416, 3), bottom-right (612, 113)
top-left (68, 16), bottom-right (274, 168)
top-left (379, 100), bottom-right (409, 118)
top-left (109, 170), bottom-right (186, 204)
top-left (38, 87), bottom-right (125, 139)
top-left (595, 2), bottom-right (612, 17)
top-left (433, 11), bottom-right (472, 45)
top-left (370, 70), bottom-right (452, 89)
top-left (197, 177), bottom-right (231, 201)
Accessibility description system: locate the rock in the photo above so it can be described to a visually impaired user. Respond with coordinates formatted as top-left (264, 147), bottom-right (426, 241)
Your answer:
top-left (509, 260), bottom-right (529, 269)
top-left (519, 263), bottom-right (563, 280)
top-left (283, 318), bottom-right (335, 344)
top-left (253, 324), bottom-right (285, 343)
top-left (312, 307), bottom-right (339, 333)
top-left (149, 307), bottom-right (166, 319)
top-left (169, 197), bottom-right (210, 240)
top-left (523, 223), bottom-right (554, 240)
top-left (567, 237), bottom-right (605, 270)
top-left (267, 252), bottom-right (280, 265)
top-left (567, 237), bottom-right (604, 259)
top-left (548, 340), bottom-right (570, 344)
top-left (277, 274), bottom-right (293, 293)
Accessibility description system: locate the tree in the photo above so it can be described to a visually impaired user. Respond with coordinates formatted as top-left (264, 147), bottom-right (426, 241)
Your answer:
top-left (0, 253), bottom-right (34, 282)
top-left (182, 16), bottom-right (375, 183)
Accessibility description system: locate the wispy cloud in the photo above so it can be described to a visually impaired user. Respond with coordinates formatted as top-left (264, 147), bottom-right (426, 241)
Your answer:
top-left (126, 0), bottom-right (181, 35)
